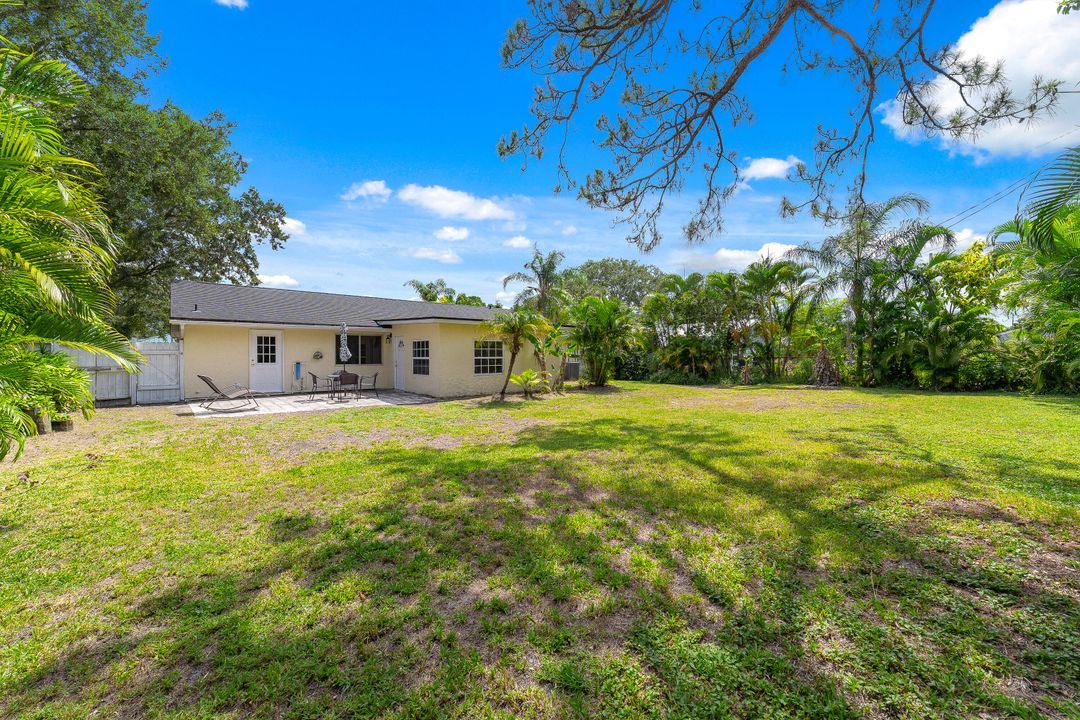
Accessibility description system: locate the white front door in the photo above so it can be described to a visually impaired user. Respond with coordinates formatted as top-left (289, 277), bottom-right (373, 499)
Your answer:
top-left (249, 331), bottom-right (283, 393)
top-left (393, 339), bottom-right (406, 390)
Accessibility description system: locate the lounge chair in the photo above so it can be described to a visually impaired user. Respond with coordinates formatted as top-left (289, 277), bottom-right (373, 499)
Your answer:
top-left (197, 374), bottom-right (259, 411)
top-left (358, 372), bottom-right (379, 399)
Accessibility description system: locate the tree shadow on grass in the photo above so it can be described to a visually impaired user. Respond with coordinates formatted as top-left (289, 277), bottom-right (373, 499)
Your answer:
top-left (3, 416), bottom-right (1077, 719)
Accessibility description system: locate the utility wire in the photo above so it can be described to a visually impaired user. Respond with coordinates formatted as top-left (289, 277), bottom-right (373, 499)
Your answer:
top-left (932, 125), bottom-right (1080, 231)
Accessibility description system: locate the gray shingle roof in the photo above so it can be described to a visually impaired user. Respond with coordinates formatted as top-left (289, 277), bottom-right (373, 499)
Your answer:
top-left (170, 280), bottom-right (498, 328)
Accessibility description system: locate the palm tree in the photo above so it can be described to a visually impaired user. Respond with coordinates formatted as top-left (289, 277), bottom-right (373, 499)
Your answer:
top-left (991, 205), bottom-right (1080, 391)
top-left (0, 41), bottom-right (138, 458)
top-left (741, 258), bottom-right (823, 378)
top-left (789, 194), bottom-right (953, 384)
top-left (567, 296), bottom-right (639, 386)
top-left (482, 308), bottom-right (546, 399)
top-left (1017, 146), bottom-right (1080, 253)
top-left (503, 246), bottom-right (565, 318)
top-left (404, 278), bottom-right (453, 303)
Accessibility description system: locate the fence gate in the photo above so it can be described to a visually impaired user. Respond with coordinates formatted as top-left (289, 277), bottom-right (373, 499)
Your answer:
top-left (59, 340), bottom-right (182, 406)
top-left (134, 341), bottom-right (181, 404)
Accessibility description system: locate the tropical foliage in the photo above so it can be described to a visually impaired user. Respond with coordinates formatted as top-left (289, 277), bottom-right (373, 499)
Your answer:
top-left (0, 38), bottom-right (137, 458)
top-left (404, 278), bottom-right (486, 306)
top-left (1, 1), bottom-right (289, 337)
top-left (992, 203), bottom-right (1080, 392)
top-left (483, 308), bottom-right (547, 400)
top-left (532, 184), bottom-right (1078, 395)
top-left (508, 368), bottom-right (549, 399)
top-left (503, 246), bottom-right (566, 318)
top-left (567, 296), bottom-right (639, 387)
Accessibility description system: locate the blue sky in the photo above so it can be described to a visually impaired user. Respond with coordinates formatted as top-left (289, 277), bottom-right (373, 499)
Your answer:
top-left (144, 1), bottom-right (1080, 304)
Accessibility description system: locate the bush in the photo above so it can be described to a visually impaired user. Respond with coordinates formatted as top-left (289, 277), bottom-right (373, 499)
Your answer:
top-left (789, 357), bottom-right (814, 384)
top-left (646, 368), bottom-right (709, 385)
top-left (957, 350), bottom-right (1023, 391)
top-left (614, 348), bottom-right (655, 381)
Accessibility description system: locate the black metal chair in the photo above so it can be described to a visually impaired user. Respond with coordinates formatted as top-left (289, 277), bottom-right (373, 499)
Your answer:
top-left (358, 372), bottom-right (379, 399)
top-left (337, 371), bottom-right (359, 400)
top-left (308, 371), bottom-right (325, 401)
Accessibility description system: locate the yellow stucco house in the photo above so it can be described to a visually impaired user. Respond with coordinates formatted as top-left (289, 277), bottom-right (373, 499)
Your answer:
top-left (171, 280), bottom-right (544, 400)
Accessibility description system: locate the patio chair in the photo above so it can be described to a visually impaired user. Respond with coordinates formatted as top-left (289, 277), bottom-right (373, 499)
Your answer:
top-left (358, 372), bottom-right (379, 399)
top-left (197, 374), bottom-right (259, 411)
top-left (308, 371), bottom-right (326, 401)
top-left (337, 371), bottom-right (359, 400)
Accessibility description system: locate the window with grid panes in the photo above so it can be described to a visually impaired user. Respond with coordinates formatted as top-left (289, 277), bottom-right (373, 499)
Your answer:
top-left (473, 340), bottom-right (503, 374)
top-left (255, 335), bottom-right (276, 364)
top-left (412, 340), bottom-right (430, 375)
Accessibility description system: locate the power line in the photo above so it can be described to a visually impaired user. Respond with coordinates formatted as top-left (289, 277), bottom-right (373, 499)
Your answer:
top-left (931, 124), bottom-right (1080, 231)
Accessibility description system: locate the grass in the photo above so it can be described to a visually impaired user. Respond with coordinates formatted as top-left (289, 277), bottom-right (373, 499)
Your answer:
top-left (1, 382), bottom-right (1078, 719)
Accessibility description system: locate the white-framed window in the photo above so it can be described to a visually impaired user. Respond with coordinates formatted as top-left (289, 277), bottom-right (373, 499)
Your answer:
top-left (412, 340), bottom-right (430, 375)
top-left (474, 340), bottom-right (503, 375)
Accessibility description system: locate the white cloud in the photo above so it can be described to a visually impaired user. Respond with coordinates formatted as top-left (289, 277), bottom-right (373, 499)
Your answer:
top-left (341, 180), bottom-right (392, 202)
top-left (503, 235), bottom-right (531, 249)
top-left (953, 227), bottom-right (986, 252)
top-left (494, 290), bottom-right (517, 307)
top-left (671, 242), bottom-right (798, 272)
top-left (258, 274), bottom-right (299, 287)
top-left (398, 184), bottom-right (515, 221)
top-left (918, 227), bottom-right (984, 263)
top-left (561, 224), bottom-right (578, 236)
top-left (212, 0), bottom-right (248, 8)
top-left (882, 0), bottom-right (1080, 160)
top-left (742, 155), bottom-right (802, 181)
top-left (281, 217), bottom-right (306, 236)
top-left (404, 247), bottom-right (462, 264)
top-left (434, 225), bottom-right (469, 241)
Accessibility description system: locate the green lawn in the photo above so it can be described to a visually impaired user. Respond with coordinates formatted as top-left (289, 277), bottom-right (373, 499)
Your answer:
top-left (1, 383), bottom-right (1078, 719)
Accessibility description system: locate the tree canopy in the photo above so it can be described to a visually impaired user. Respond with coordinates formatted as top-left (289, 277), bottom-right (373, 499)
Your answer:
top-left (0, 37), bottom-right (138, 458)
top-left (0, 1), bottom-right (289, 337)
top-left (561, 258), bottom-right (665, 307)
top-left (500, 1), bottom-right (1061, 250)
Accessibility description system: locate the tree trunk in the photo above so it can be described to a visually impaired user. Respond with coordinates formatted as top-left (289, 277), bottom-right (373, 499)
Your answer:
top-left (499, 350), bottom-right (518, 400)
top-left (534, 349), bottom-right (547, 377)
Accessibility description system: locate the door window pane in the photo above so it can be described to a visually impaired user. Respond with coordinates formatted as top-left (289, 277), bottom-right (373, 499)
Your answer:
top-left (256, 335), bottom-right (277, 364)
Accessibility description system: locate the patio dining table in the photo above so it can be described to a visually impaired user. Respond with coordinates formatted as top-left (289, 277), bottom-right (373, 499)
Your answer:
top-left (322, 371), bottom-right (368, 401)
top-left (324, 371), bottom-right (347, 401)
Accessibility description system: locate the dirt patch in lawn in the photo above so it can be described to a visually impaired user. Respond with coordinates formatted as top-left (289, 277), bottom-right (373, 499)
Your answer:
top-left (267, 416), bottom-right (555, 465)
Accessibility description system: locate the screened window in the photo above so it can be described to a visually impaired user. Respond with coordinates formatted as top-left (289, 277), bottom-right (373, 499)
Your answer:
top-left (345, 335), bottom-right (383, 365)
top-left (255, 335), bottom-right (277, 364)
top-left (474, 341), bottom-right (503, 375)
top-left (412, 340), bottom-right (430, 375)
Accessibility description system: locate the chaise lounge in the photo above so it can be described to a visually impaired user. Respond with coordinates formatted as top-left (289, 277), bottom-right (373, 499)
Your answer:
top-left (197, 374), bottom-right (259, 411)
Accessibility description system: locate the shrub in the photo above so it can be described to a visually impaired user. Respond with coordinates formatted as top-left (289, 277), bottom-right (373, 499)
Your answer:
top-left (509, 368), bottom-right (550, 399)
top-left (646, 368), bottom-right (709, 385)
top-left (957, 350), bottom-right (1023, 391)
top-left (615, 348), bottom-right (655, 381)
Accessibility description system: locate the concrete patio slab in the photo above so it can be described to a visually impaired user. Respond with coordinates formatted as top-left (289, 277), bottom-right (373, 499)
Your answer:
top-left (186, 390), bottom-right (434, 418)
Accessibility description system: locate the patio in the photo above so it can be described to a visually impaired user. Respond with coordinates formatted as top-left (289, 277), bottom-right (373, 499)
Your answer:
top-left (185, 390), bottom-right (434, 418)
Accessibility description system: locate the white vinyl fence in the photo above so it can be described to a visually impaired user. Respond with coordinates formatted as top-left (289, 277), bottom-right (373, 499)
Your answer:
top-left (58, 340), bottom-right (182, 406)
